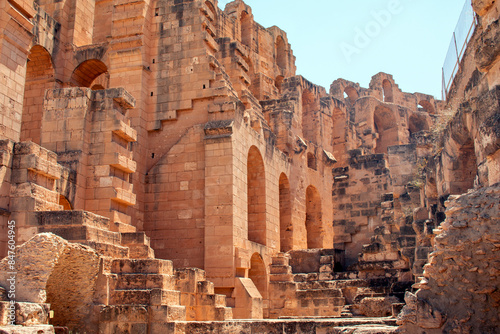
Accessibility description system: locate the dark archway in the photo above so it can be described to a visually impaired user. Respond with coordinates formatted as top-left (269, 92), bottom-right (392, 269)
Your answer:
top-left (306, 185), bottom-right (322, 249)
top-left (247, 146), bottom-right (266, 245)
top-left (382, 79), bottom-right (393, 103)
top-left (276, 36), bottom-right (287, 69)
top-left (249, 253), bottom-right (267, 300)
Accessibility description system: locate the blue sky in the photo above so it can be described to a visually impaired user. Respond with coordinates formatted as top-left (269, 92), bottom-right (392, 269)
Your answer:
top-left (217, 0), bottom-right (468, 99)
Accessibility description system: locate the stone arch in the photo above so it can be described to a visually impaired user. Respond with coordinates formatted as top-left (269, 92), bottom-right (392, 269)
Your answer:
top-left (408, 113), bottom-right (430, 137)
top-left (0, 234), bottom-right (100, 332)
top-left (59, 195), bottom-right (73, 210)
top-left (279, 173), bottom-right (292, 252)
top-left (249, 253), bottom-right (267, 300)
top-left (241, 10), bottom-right (252, 48)
top-left (302, 89), bottom-right (319, 143)
top-left (247, 146), bottom-right (266, 245)
top-left (21, 45), bottom-right (56, 144)
top-left (418, 100), bottom-right (435, 114)
top-left (374, 105), bottom-right (397, 154)
top-left (205, 0), bottom-right (216, 17)
top-left (276, 36), bottom-right (287, 69)
top-left (344, 86), bottom-right (359, 103)
top-left (71, 59), bottom-right (108, 87)
top-left (305, 185), bottom-right (322, 249)
top-left (382, 79), bottom-right (393, 103)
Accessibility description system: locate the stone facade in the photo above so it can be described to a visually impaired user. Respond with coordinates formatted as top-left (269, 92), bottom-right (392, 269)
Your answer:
top-left (0, 0), bottom-right (498, 332)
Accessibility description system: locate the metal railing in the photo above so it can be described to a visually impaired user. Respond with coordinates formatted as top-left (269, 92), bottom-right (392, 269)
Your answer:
top-left (442, 0), bottom-right (478, 100)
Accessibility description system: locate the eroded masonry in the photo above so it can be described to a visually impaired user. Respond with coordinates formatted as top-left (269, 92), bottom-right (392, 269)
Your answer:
top-left (0, 0), bottom-right (498, 333)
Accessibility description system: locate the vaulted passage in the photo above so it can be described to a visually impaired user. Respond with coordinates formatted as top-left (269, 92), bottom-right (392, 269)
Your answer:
top-left (247, 146), bottom-right (266, 245)
top-left (306, 185), bottom-right (322, 249)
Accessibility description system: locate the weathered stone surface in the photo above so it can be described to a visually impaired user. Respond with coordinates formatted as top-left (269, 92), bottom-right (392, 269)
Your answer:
top-left (397, 184), bottom-right (500, 333)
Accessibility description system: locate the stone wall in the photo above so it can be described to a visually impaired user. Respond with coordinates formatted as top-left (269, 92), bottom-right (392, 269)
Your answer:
top-left (397, 184), bottom-right (500, 333)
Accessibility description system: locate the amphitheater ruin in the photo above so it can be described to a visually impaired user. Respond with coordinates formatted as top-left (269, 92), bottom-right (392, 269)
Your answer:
top-left (0, 0), bottom-right (498, 333)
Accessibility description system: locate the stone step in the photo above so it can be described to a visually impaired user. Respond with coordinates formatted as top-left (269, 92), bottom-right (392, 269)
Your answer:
top-left (270, 265), bottom-right (292, 275)
top-left (269, 273), bottom-right (294, 282)
top-left (296, 288), bottom-right (343, 299)
top-left (271, 254), bottom-right (290, 266)
top-left (214, 307), bottom-right (233, 321)
top-left (110, 289), bottom-right (180, 306)
top-left (37, 210), bottom-right (111, 230)
top-left (121, 232), bottom-right (151, 247)
top-left (197, 281), bottom-right (215, 295)
top-left (84, 241), bottom-right (129, 258)
top-left (39, 224), bottom-right (121, 246)
top-left (128, 244), bottom-right (155, 259)
top-left (112, 274), bottom-right (176, 290)
top-left (297, 281), bottom-right (338, 290)
top-left (111, 259), bottom-right (174, 275)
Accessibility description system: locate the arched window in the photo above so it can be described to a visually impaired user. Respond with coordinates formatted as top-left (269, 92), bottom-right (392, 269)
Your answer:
top-left (305, 185), bottom-right (322, 249)
top-left (279, 173), bottom-right (292, 252)
top-left (418, 100), bottom-right (435, 114)
top-left (344, 86), bottom-right (359, 103)
top-left (302, 89), bottom-right (318, 143)
top-left (241, 11), bottom-right (252, 48)
top-left (382, 79), bottom-right (393, 103)
top-left (21, 45), bottom-right (56, 144)
top-left (276, 36), bottom-right (287, 69)
top-left (247, 146), bottom-right (266, 245)
top-left (374, 105), bottom-right (397, 154)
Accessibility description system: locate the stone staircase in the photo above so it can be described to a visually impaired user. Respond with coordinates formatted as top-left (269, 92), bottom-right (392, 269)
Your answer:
top-left (269, 249), bottom-right (409, 319)
top-left (37, 210), bottom-right (154, 259)
top-left (175, 267), bottom-right (232, 321)
top-left (269, 252), bottom-right (345, 318)
top-left (100, 258), bottom-right (186, 333)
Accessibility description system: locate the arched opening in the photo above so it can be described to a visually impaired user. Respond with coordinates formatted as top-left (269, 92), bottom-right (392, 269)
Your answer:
top-left (247, 146), bottom-right (266, 245)
top-left (279, 173), bottom-right (292, 252)
top-left (445, 138), bottom-right (478, 195)
top-left (91, 84), bottom-right (105, 90)
top-left (408, 113), bottom-right (430, 137)
top-left (71, 59), bottom-right (108, 87)
top-left (21, 45), bottom-right (56, 144)
top-left (59, 195), bottom-right (73, 210)
top-left (276, 36), bottom-right (287, 70)
top-left (374, 105), bottom-right (398, 154)
top-left (249, 253), bottom-right (267, 300)
top-left (344, 86), bottom-right (359, 103)
top-left (418, 100), bottom-right (435, 114)
top-left (305, 185), bottom-right (322, 249)
top-left (307, 152), bottom-right (317, 170)
top-left (241, 11), bottom-right (252, 48)
top-left (382, 79), bottom-right (393, 103)
top-left (275, 75), bottom-right (284, 93)
top-left (205, 0), bottom-right (216, 17)
top-left (302, 89), bottom-right (319, 143)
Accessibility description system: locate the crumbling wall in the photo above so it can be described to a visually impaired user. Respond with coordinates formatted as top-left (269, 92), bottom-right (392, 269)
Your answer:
top-left (0, 233), bottom-right (100, 332)
top-left (397, 184), bottom-right (500, 333)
